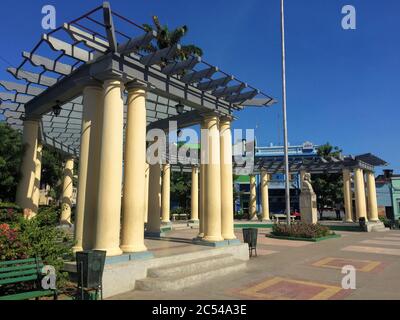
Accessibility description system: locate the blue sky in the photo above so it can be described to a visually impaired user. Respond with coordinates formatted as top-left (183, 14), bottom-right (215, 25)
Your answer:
top-left (0, 0), bottom-right (398, 172)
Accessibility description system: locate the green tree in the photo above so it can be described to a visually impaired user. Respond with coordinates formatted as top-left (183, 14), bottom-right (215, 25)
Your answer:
top-left (170, 171), bottom-right (191, 209)
top-left (0, 122), bottom-right (23, 202)
top-left (311, 143), bottom-right (344, 220)
top-left (41, 146), bottom-right (64, 200)
top-left (142, 16), bottom-right (203, 66)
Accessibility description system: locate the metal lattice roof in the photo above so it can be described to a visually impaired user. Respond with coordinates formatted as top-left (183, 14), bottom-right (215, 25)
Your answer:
top-left (0, 2), bottom-right (275, 157)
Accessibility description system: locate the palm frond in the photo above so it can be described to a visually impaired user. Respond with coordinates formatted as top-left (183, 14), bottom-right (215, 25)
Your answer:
top-left (152, 16), bottom-right (162, 32)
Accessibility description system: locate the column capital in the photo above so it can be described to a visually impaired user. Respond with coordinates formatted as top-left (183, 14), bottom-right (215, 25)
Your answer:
top-left (219, 115), bottom-right (235, 124)
top-left (125, 80), bottom-right (148, 93)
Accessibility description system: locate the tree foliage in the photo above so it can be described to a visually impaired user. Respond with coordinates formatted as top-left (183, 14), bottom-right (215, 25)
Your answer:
top-left (311, 143), bottom-right (344, 219)
top-left (0, 122), bottom-right (23, 202)
top-left (142, 16), bottom-right (203, 66)
top-left (170, 171), bottom-right (192, 209)
top-left (41, 146), bottom-right (64, 200)
top-left (0, 122), bottom-right (64, 202)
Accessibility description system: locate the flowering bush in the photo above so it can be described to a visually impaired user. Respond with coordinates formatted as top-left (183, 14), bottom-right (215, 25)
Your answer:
top-left (0, 203), bottom-right (23, 224)
top-left (272, 222), bottom-right (333, 239)
top-left (0, 206), bottom-right (73, 289)
top-left (0, 223), bottom-right (27, 260)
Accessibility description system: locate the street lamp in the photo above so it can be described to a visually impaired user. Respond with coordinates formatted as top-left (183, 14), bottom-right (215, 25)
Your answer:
top-left (52, 101), bottom-right (62, 117)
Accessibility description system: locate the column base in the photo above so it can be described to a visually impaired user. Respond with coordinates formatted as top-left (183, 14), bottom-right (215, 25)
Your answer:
top-left (120, 243), bottom-right (148, 253)
top-left (161, 220), bottom-right (171, 225)
top-left (94, 247), bottom-right (123, 257)
top-left (345, 219), bottom-right (354, 223)
top-left (72, 246), bottom-right (83, 254)
top-left (192, 238), bottom-right (241, 247)
top-left (222, 234), bottom-right (237, 241)
top-left (197, 232), bottom-right (204, 238)
top-left (262, 219), bottom-right (272, 223)
top-left (202, 235), bottom-right (224, 242)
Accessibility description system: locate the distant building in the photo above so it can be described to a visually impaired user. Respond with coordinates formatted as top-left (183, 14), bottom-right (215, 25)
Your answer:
top-left (234, 142), bottom-right (319, 215)
top-left (376, 170), bottom-right (400, 220)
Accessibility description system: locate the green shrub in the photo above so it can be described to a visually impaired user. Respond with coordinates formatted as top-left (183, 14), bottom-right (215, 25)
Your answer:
top-left (272, 222), bottom-right (333, 239)
top-left (0, 207), bottom-right (73, 289)
top-left (0, 203), bottom-right (23, 224)
top-left (379, 216), bottom-right (392, 228)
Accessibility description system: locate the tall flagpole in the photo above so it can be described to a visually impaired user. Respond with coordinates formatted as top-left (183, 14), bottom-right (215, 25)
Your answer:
top-left (280, 0), bottom-right (291, 225)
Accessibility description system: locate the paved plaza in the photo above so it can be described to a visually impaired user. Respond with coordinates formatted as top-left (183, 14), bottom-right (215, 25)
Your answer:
top-left (111, 227), bottom-right (400, 300)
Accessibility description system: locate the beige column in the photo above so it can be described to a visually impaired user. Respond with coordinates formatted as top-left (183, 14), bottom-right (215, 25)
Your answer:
top-left (16, 119), bottom-right (40, 216)
top-left (81, 85), bottom-right (104, 250)
top-left (203, 115), bottom-right (223, 242)
top-left (147, 163), bottom-right (162, 233)
top-left (261, 170), bottom-right (271, 221)
top-left (198, 121), bottom-right (206, 238)
top-left (249, 174), bottom-right (257, 219)
top-left (190, 166), bottom-right (199, 222)
top-left (31, 143), bottom-right (43, 219)
top-left (73, 86), bottom-right (101, 252)
top-left (366, 171), bottom-right (379, 222)
top-left (342, 169), bottom-right (353, 222)
top-left (93, 79), bottom-right (124, 256)
top-left (220, 117), bottom-right (235, 240)
top-left (60, 157), bottom-right (74, 224)
top-left (354, 168), bottom-right (368, 221)
top-left (144, 162), bottom-right (150, 224)
top-left (120, 83), bottom-right (148, 253)
top-left (161, 163), bottom-right (171, 224)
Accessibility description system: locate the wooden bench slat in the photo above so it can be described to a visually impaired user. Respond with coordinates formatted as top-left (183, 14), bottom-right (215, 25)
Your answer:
top-left (0, 258), bottom-right (37, 266)
top-left (0, 263), bottom-right (43, 274)
top-left (0, 274), bottom-right (38, 285)
top-left (0, 268), bottom-right (40, 280)
top-left (0, 290), bottom-right (55, 300)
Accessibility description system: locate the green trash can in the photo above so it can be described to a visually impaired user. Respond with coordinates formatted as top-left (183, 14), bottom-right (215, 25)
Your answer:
top-left (242, 228), bottom-right (258, 257)
top-left (76, 250), bottom-right (106, 300)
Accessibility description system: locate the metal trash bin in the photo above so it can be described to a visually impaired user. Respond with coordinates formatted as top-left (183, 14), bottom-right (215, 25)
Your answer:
top-left (242, 228), bottom-right (258, 257)
top-left (76, 250), bottom-right (106, 300)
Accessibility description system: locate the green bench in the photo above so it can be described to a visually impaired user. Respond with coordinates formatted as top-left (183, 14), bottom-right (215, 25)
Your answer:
top-left (0, 257), bottom-right (57, 300)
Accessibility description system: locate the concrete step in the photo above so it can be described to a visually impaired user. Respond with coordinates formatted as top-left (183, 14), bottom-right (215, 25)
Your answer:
top-left (147, 254), bottom-right (235, 278)
top-left (136, 254), bottom-right (247, 291)
top-left (371, 225), bottom-right (390, 232)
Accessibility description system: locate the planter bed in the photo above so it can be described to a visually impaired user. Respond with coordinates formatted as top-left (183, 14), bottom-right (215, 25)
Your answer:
top-left (234, 223), bottom-right (273, 229)
top-left (267, 233), bottom-right (341, 242)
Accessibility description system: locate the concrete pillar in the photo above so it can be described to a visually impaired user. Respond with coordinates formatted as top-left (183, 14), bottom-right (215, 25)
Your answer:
top-left (261, 170), bottom-right (271, 221)
top-left (73, 86), bottom-right (101, 252)
top-left (366, 171), bottom-right (379, 222)
top-left (249, 174), bottom-right (257, 219)
top-left (354, 168), bottom-right (368, 222)
top-left (144, 162), bottom-right (150, 224)
top-left (60, 157), bottom-right (74, 224)
top-left (16, 119), bottom-right (40, 216)
top-left (203, 115), bottom-right (223, 242)
top-left (81, 85), bottom-right (103, 251)
top-left (94, 79), bottom-right (124, 256)
top-left (31, 143), bottom-right (43, 219)
top-left (190, 166), bottom-right (199, 222)
top-left (220, 117), bottom-right (235, 240)
top-left (120, 83), bottom-right (148, 253)
top-left (147, 163), bottom-right (162, 234)
top-left (342, 169), bottom-right (353, 223)
top-left (161, 163), bottom-right (171, 224)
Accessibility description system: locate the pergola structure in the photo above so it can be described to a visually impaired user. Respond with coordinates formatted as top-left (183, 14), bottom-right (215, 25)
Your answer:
top-left (0, 3), bottom-right (275, 257)
top-left (237, 153), bottom-right (388, 223)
